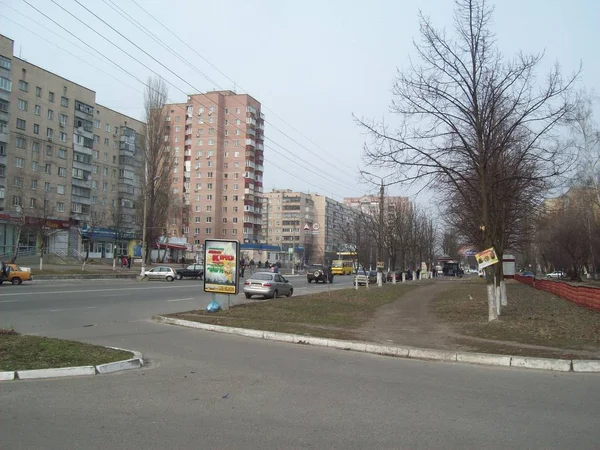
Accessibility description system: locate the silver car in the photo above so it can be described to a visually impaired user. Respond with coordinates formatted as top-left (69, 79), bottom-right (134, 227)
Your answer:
top-left (243, 272), bottom-right (293, 299)
top-left (143, 266), bottom-right (176, 282)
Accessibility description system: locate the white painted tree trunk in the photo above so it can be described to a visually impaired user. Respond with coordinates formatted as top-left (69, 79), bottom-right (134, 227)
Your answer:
top-left (494, 273), bottom-right (501, 316)
top-left (112, 256), bottom-right (116, 271)
top-left (487, 282), bottom-right (498, 321)
top-left (39, 255), bottom-right (43, 271)
top-left (500, 279), bottom-right (507, 306)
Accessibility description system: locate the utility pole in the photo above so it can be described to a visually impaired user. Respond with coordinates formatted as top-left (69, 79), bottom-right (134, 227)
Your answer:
top-left (360, 170), bottom-right (395, 287)
top-left (378, 180), bottom-right (384, 286)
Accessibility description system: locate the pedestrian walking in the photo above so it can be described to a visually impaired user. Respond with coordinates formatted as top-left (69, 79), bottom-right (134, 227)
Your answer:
top-left (127, 255), bottom-right (132, 269)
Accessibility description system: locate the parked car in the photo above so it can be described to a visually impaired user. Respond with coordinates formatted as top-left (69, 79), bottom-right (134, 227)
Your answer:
top-left (545, 271), bottom-right (565, 279)
top-left (0, 263), bottom-right (33, 285)
top-left (354, 269), bottom-right (369, 286)
top-left (175, 264), bottom-right (204, 280)
top-left (521, 271), bottom-right (535, 278)
top-left (143, 266), bottom-right (176, 282)
top-left (244, 272), bottom-right (293, 299)
top-left (307, 264), bottom-right (332, 283)
top-left (387, 270), bottom-right (402, 282)
top-left (368, 270), bottom-right (385, 284)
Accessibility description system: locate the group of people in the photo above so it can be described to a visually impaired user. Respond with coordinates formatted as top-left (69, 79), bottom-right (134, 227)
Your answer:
top-left (119, 255), bottom-right (133, 269)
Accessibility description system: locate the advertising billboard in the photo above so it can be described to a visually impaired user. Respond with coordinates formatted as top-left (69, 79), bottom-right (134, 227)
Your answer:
top-left (475, 247), bottom-right (499, 270)
top-left (204, 239), bottom-right (240, 294)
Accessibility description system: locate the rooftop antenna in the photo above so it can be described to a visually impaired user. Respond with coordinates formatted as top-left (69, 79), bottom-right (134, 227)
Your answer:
top-left (233, 81), bottom-right (237, 93)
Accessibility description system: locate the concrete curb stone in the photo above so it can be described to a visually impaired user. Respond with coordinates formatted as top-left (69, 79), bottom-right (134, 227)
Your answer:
top-left (510, 356), bottom-right (572, 372)
top-left (456, 352), bottom-right (512, 367)
top-left (17, 366), bottom-right (97, 380)
top-left (0, 371), bottom-right (16, 381)
top-left (151, 315), bottom-right (600, 373)
top-left (572, 360), bottom-right (600, 373)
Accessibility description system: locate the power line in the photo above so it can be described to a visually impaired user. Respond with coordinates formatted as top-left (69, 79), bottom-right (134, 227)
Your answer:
top-left (15, 0), bottom-right (360, 199)
top-left (53, 0), bottom-right (362, 193)
top-left (122, 0), bottom-right (359, 178)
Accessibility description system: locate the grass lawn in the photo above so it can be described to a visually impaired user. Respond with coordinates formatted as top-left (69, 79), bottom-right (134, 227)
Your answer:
top-left (168, 283), bottom-right (419, 340)
top-left (0, 329), bottom-right (133, 371)
top-left (433, 278), bottom-right (600, 354)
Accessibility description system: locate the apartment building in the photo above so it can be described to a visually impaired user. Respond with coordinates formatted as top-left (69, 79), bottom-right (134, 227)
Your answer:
top-left (0, 34), bottom-right (144, 258)
top-left (344, 195), bottom-right (409, 213)
top-left (261, 190), bottom-right (356, 265)
top-left (165, 90), bottom-right (265, 250)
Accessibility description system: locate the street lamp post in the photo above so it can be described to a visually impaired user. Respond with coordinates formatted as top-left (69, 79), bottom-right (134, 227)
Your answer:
top-left (360, 171), bottom-right (396, 287)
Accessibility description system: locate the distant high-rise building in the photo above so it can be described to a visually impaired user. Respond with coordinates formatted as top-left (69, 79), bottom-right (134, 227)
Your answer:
top-left (164, 91), bottom-right (264, 249)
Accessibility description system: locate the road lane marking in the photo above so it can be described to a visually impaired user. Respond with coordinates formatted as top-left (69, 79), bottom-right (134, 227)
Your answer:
top-left (166, 297), bottom-right (195, 302)
top-left (0, 284), bottom-right (202, 298)
top-left (0, 300), bottom-right (19, 303)
top-left (100, 293), bottom-right (125, 297)
top-left (49, 309), bottom-right (64, 312)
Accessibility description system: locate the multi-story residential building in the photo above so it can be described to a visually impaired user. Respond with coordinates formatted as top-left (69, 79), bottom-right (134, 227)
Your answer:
top-left (261, 190), bottom-right (356, 265)
top-left (0, 34), bottom-right (144, 259)
top-left (344, 195), bottom-right (409, 213)
top-left (164, 91), bottom-right (265, 250)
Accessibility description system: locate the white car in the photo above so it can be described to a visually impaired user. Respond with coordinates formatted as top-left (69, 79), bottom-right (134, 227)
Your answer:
top-left (143, 266), bottom-right (176, 282)
top-left (546, 271), bottom-right (565, 279)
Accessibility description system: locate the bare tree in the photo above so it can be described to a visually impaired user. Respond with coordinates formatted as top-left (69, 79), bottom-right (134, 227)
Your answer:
top-left (358, 0), bottom-right (577, 320)
top-left (77, 208), bottom-right (106, 272)
top-left (24, 193), bottom-right (55, 271)
top-left (141, 77), bottom-right (173, 266)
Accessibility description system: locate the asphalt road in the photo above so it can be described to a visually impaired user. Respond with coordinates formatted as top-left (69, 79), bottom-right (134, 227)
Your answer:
top-left (1, 276), bottom-right (599, 449)
top-left (0, 275), bottom-right (356, 334)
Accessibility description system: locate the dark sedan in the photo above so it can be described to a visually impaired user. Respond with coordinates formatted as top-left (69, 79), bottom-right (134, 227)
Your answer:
top-left (175, 264), bottom-right (204, 280)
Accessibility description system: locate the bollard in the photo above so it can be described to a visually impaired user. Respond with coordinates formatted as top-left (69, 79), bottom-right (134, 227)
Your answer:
top-left (402, 272), bottom-right (406, 283)
top-left (412, 271), bottom-right (417, 281)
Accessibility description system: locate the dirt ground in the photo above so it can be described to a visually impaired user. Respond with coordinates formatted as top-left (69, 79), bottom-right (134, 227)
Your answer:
top-left (359, 278), bottom-right (600, 359)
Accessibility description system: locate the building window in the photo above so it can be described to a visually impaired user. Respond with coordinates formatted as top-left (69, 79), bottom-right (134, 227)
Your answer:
top-left (46, 128), bottom-right (53, 139)
top-left (13, 177), bottom-right (23, 187)
top-left (207, 183), bottom-right (213, 190)
top-left (58, 148), bottom-right (67, 159)
top-left (44, 182), bottom-right (51, 192)
top-left (92, 180), bottom-right (97, 189)
top-left (18, 99), bottom-right (27, 111)
top-left (57, 184), bottom-right (65, 195)
top-left (48, 91), bottom-right (55, 102)
top-left (31, 161), bottom-right (38, 171)
top-left (0, 56), bottom-right (11, 69)
top-left (233, 217), bottom-right (238, 223)
top-left (93, 150), bottom-right (99, 159)
top-left (206, 194), bottom-right (212, 200)
top-left (206, 205), bottom-right (212, 212)
top-left (31, 179), bottom-right (37, 190)
top-left (235, 108), bottom-right (240, 114)
top-left (60, 114), bottom-right (68, 126)
top-left (35, 86), bottom-right (41, 97)
top-left (195, 217), bottom-right (201, 223)
top-left (94, 120), bottom-right (100, 129)
top-left (234, 140), bottom-right (239, 147)
top-left (59, 132), bottom-right (67, 142)
top-left (206, 228), bottom-right (212, 234)
top-left (18, 80), bottom-right (29, 92)
top-left (16, 119), bottom-right (26, 130)
top-left (58, 167), bottom-right (66, 177)
top-left (34, 105), bottom-right (41, 115)
top-left (0, 76), bottom-right (12, 92)
top-left (232, 229), bottom-right (237, 235)
top-left (235, 129), bottom-right (240, 136)
top-left (222, 218), bottom-right (227, 223)
top-left (208, 139), bottom-right (214, 146)
top-left (61, 97), bottom-right (69, 107)
top-left (47, 109), bottom-right (54, 120)
top-left (33, 124), bottom-right (39, 134)
top-left (103, 168), bottom-right (108, 176)
top-left (103, 182), bottom-right (108, 191)
top-left (57, 202), bottom-right (64, 212)
top-left (104, 138), bottom-right (109, 146)
top-left (45, 163), bottom-right (52, 174)
top-left (15, 157), bottom-right (24, 168)
top-left (32, 141), bottom-right (39, 153)
top-left (92, 196), bottom-right (97, 204)
top-left (12, 196), bottom-right (22, 207)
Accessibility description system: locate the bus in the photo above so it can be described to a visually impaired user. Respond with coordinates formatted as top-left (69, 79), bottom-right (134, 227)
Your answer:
top-left (331, 251), bottom-right (357, 275)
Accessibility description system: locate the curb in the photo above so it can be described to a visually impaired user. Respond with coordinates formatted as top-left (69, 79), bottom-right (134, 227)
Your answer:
top-left (0, 348), bottom-right (144, 381)
top-left (152, 315), bottom-right (600, 373)
top-left (34, 274), bottom-right (138, 281)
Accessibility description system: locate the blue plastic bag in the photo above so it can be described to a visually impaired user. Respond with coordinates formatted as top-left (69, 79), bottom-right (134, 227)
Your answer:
top-left (206, 300), bottom-right (221, 313)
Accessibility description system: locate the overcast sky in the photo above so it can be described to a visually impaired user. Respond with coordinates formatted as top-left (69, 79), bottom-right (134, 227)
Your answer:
top-left (1, 0), bottom-right (598, 205)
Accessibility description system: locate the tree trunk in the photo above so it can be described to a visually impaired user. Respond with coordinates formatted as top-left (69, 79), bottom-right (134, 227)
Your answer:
top-left (487, 268), bottom-right (498, 321)
top-left (39, 255), bottom-right (43, 271)
top-left (500, 279), bottom-right (507, 306)
top-left (494, 273), bottom-right (501, 316)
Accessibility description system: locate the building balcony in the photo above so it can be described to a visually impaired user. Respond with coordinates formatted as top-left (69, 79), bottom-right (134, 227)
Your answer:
top-left (73, 143), bottom-right (93, 156)
top-left (71, 194), bottom-right (91, 205)
top-left (245, 138), bottom-right (255, 148)
top-left (71, 178), bottom-right (91, 189)
top-left (0, 130), bottom-right (8, 143)
top-left (72, 160), bottom-right (92, 172)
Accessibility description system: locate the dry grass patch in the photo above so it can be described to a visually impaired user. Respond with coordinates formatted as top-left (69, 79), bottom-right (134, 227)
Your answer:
top-left (168, 283), bottom-right (418, 340)
top-left (433, 279), bottom-right (600, 352)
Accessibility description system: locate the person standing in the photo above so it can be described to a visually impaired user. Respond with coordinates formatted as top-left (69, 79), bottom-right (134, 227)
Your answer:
top-left (127, 255), bottom-right (132, 269)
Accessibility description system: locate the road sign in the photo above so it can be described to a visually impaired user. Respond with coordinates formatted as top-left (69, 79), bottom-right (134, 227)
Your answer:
top-left (312, 223), bottom-right (320, 231)
top-left (376, 261), bottom-right (385, 269)
top-left (303, 224), bottom-right (310, 231)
